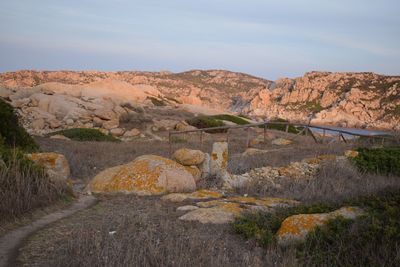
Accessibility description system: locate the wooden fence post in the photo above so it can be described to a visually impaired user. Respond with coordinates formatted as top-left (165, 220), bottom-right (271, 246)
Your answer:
top-left (168, 131), bottom-right (172, 158)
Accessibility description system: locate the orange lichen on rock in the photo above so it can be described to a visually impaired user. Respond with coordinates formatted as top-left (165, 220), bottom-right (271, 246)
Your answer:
top-left (227, 196), bottom-right (300, 208)
top-left (179, 202), bottom-right (243, 224)
top-left (344, 150), bottom-right (359, 158)
top-left (161, 189), bottom-right (223, 202)
top-left (25, 152), bottom-right (70, 180)
top-left (276, 206), bottom-right (365, 246)
top-left (88, 155), bottom-right (196, 195)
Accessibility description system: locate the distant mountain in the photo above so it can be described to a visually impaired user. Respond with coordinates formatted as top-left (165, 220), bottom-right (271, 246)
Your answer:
top-left (0, 69), bottom-right (399, 131)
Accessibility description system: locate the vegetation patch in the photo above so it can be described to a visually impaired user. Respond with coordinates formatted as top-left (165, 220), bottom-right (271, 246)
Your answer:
top-left (352, 147), bottom-right (400, 176)
top-left (298, 190), bottom-right (400, 267)
top-left (233, 203), bottom-right (337, 247)
top-left (0, 98), bottom-right (38, 152)
top-left (0, 101), bottom-right (73, 223)
top-left (210, 114), bottom-right (250, 125)
top-left (49, 128), bottom-right (119, 142)
top-left (186, 116), bottom-right (225, 133)
top-left (0, 145), bottom-right (73, 224)
top-left (233, 190), bottom-right (400, 267)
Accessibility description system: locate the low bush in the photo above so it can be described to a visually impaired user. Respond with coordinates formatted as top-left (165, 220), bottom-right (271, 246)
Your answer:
top-left (49, 128), bottom-right (119, 142)
top-left (210, 114), bottom-right (250, 125)
top-left (0, 98), bottom-right (38, 151)
top-left (233, 190), bottom-right (400, 267)
top-left (0, 146), bottom-right (73, 223)
top-left (186, 116), bottom-right (225, 133)
top-left (299, 190), bottom-right (400, 267)
top-left (352, 147), bottom-right (400, 176)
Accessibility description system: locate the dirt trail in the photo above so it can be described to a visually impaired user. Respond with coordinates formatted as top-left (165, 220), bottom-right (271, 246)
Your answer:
top-left (0, 195), bottom-right (97, 267)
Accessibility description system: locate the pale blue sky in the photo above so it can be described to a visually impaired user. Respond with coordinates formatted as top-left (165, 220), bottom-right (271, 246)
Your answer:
top-left (0, 0), bottom-right (399, 79)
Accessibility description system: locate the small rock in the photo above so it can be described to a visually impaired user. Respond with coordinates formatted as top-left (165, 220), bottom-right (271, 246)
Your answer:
top-left (31, 118), bottom-right (45, 130)
top-left (94, 109), bottom-right (117, 121)
top-left (102, 119), bottom-right (119, 130)
top-left (344, 150), bottom-right (359, 158)
top-left (123, 128), bottom-right (140, 137)
top-left (50, 134), bottom-right (71, 141)
top-left (272, 138), bottom-right (293, 146)
top-left (177, 205), bottom-right (199, 211)
top-left (65, 119), bottom-right (74, 126)
top-left (110, 128), bottom-right (125, 137)
top-left (173, 148), bottom-right (205, 166)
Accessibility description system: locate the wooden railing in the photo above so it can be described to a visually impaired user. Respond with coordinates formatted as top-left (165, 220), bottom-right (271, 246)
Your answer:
top-left (168, 121), bottom-right (398, 157)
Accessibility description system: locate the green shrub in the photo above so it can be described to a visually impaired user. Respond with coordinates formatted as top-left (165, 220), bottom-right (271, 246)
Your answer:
top-left (49, 128), bottom-right (119, 142)
top-left (186, 116), bottom-right (225, 133)
top-left (233, 203), bottom-right (337, 247)
top-left (0, 145), bottom-right (73, 223)
top-left (352, 147), bottom-right (400, 176)
top-left (210, 114), bottom-right (250, 125)
top-left (233, 190), bottom-right (400, 267)
top-left (233, 212), bottom-right (283, 247)
top-left (0, 98), bottom-right (38, 151)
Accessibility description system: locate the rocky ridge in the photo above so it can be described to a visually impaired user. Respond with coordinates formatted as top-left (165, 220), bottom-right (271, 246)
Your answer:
top-left (0, 70), bottom-right (399, 132)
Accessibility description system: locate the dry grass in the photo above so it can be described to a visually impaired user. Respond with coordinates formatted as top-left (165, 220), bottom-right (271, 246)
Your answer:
top-left (0, 150), bottom-right (72, 226)
top-left (236, 159), bottom-right (400, 205)
top-left (17, 195), bottom-right (297, 267)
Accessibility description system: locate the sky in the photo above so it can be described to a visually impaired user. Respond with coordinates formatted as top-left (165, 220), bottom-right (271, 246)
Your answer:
top-left (0, 0), bottom-right (399, 79)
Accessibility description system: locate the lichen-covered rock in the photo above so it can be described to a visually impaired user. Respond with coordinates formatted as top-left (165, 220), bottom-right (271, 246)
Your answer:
top-left (173, 148), bottom-right (205, 166)
top-left (178, 196), bottom-right (299, 224)
top-left (161, 189), bottom-right (223, 202)
top-left (179, 202), bottom-right (243, 224)
top-left (184, 166), bottom-right (202, 182)
top-left (344, 150), bottom-right (359, 158)
top-left (25, 152), bottom-right (70, 180)
top-left (271, 138), bottom-right (293, 146)
top-left (276, 206), bottom-right (365, 246)
top-left (88, 155), bottom-right (196, 195)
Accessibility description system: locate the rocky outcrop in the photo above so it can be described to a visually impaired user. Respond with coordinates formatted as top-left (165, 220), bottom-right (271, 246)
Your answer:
top-left (276, 206), bottom-right (365, 246)
top-left (232, 155), bottom-right (340, 189)
top-left (1, 70), bottom-right (398, 132)
top-left (247, 72), bottom-right (400, 130)
top-left (87, 155), bottom-right (196, 195)
top-left (176, 195), bottom-right (300, 224)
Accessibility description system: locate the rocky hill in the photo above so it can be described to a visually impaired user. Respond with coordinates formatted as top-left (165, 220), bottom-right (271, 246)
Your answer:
top-left (0, 70), bottom-right (399, 132)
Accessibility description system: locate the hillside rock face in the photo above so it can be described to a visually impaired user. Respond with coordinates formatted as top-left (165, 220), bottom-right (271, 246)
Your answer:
top-left (247, 72), bottom-right (400, 130)
top-left (0, 70), bottom-right (399, 131)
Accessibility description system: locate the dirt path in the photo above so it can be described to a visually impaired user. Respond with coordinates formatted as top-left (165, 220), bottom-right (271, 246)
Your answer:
top-left (0, 195), bottom-right (97, 267)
